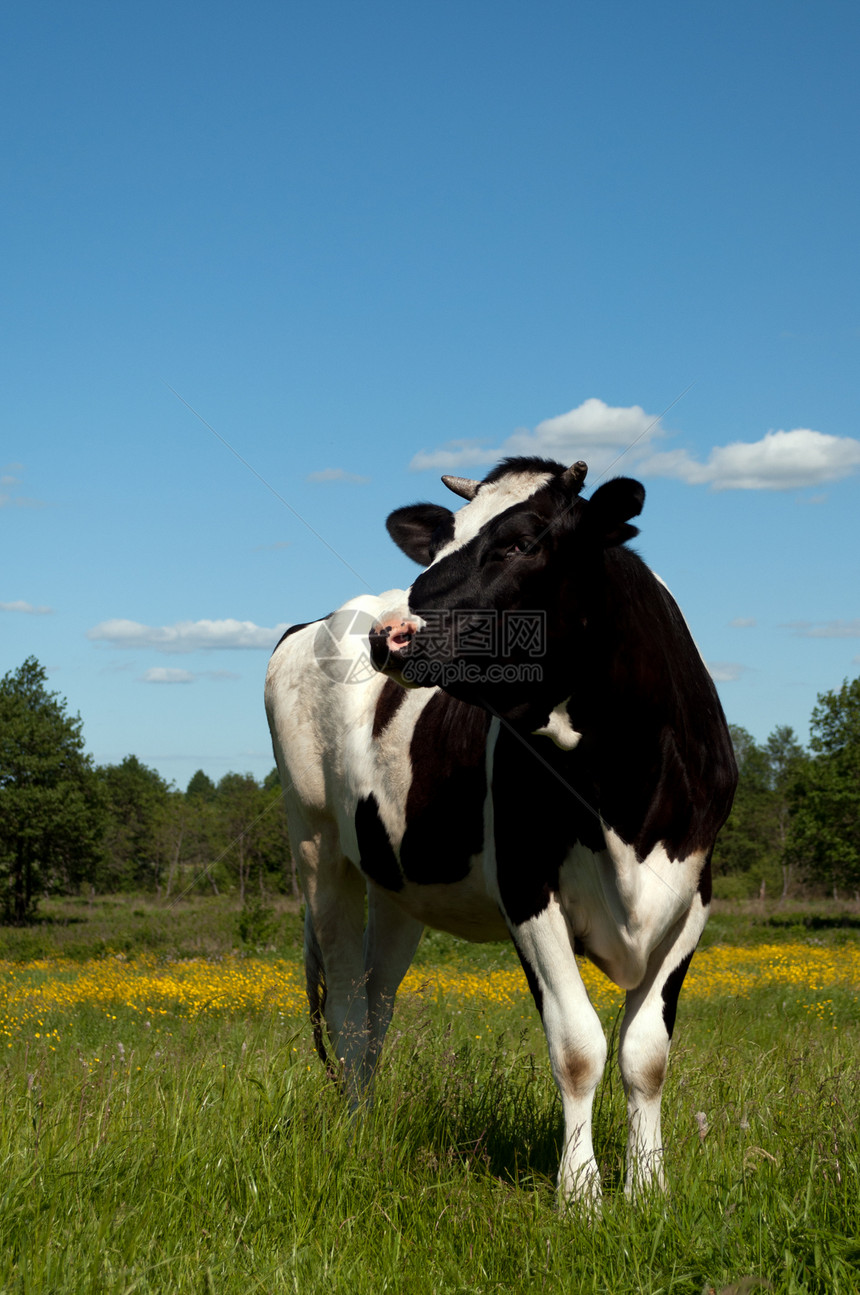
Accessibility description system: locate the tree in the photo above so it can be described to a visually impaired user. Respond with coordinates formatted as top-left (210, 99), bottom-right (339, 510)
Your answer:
top-left (788, 677), bottom-right (860, 895)
top-left (0, 657), bottom-right (104, 923)
top-left (214, 773), bottom-right (268, 904)
top-left (97, 755), bottom-right (172, 890)
top-left (173, 788), bottom-right (221, 897)
top-left (763, 725), bottom-right (807, 898)
top-left (154, 790), bottom-right (194, 900)
top-left (264, 767), bottom-right (299, 896)
top-left (712, 725), bottom-right (775, 892)
top-left (213, 773), bottom-right (293, 901)
top-left (712, 724), bottom-right (808, 899)
top-left (186, 769), bottom-right (217, 802)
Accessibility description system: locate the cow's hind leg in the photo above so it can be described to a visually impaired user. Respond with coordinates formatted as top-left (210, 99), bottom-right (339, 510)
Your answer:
top-left (507, 900), bottom-right (607, 1207)
top-left (361, 883), bottom-right (424, 1088)
top-left (618, 892), bottom-right (709, 1196)
top-left (298, 831), bottom-right (369, 1105)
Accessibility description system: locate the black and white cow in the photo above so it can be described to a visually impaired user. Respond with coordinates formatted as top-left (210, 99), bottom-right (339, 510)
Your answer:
top-left (265, 456), bottom-right (737, 1203)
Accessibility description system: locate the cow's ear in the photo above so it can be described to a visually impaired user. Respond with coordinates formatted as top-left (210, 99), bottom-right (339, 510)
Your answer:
top-left (386, 503), bottom-right (455, 565)
top-left (584, 478), bottom-right (645, 548)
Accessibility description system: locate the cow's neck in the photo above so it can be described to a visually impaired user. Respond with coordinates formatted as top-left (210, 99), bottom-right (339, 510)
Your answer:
top-left (553, 552), bottom-right (731, 860)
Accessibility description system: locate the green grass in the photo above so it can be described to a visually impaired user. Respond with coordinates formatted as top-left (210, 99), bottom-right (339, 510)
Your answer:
top-left (700, 899), bottom-right (860, 951)
top-left (4, 892), bottom-right (859, 977)
top-left (0, 892), bottom-right (306, 964)
top-left (4, 892), bottom-right (858, 966)
top-left (0, 897), bottom-right (858, 1293)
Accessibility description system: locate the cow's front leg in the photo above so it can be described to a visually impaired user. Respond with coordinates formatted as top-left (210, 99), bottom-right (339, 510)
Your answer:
top-left (618, 891), bottom-right (709, 1196)
top-left (507, 899), bottom-right (608, 1206)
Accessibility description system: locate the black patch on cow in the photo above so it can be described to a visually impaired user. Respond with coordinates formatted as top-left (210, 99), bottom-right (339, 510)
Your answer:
top-left (386, 504), bottom-right (455, 565)
top-left (490, 724), bottom-right (579, 928)
top-left (698, 855), bottom-right (713, 906)
top-left (355, 794), bottom-right (404, 892)
top-left (372, 678), bottom-right (406, 739)
top-left (271, 615), bottom-right (331, 655)
top-left (556, 551), bottom-right (738, 864)
top-left (661, 950), bottom-right (695, 1039)
top-left (399, 693), bottom-right (490, 885)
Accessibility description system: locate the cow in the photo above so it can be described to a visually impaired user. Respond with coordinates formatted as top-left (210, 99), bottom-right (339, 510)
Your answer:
top-left (265, 455), bottom-right (737, 1204)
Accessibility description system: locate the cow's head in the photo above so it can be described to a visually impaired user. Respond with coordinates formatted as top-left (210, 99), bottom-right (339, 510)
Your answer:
top-left (370, 456), bottom-right (644, 730)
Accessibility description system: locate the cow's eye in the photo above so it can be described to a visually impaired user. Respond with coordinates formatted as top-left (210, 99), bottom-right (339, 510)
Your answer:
top-left (505, 538), bottom-right (536, 558)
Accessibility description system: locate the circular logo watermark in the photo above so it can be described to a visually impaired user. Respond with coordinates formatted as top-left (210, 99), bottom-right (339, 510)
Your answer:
top-left (313, 608), bottom-right (380, 685)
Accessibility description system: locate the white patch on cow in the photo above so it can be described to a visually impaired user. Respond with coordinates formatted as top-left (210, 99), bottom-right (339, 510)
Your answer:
top-left (430, 469), bottom-right (555, 566)
top-left (266, 590), bottom-right (408, 833)
top-left (532, 698), bottom-right (581, 750)
top-left (558, 827), bottom-right (704, 990)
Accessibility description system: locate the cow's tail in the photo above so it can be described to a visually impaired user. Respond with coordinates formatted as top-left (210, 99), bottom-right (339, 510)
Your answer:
top-left (304, 912), bottom-right (336, 1078)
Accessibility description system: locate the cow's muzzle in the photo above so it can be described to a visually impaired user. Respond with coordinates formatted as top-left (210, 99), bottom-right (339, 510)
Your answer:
top-left (369, 611), bottom-right (421, 675)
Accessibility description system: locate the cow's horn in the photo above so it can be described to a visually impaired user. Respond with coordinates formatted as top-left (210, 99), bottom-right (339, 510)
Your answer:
top-left (441, 474), bottom-right (480, 501)
top-left (562, 460), bottom-right (588, 491)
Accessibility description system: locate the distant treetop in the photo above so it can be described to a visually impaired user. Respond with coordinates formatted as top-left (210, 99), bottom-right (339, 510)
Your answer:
top-left (186, 769), bottom-right (217, 802)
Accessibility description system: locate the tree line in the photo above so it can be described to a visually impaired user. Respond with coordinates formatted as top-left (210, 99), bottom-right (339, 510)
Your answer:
top-left (0, 658), bottom-right (293, 924)
top-left (714, 675), bottom-right (860, 901)
top-left (2, 656), bottom-right (859, 924)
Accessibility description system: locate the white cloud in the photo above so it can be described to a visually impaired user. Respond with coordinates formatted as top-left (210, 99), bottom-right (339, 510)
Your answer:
top-left (1, 600), bottom-right (53, 615)
top-left (411, 403), bottom-right (860, 493)
top-left (785, 619), bottom-right (860, 638)
top-left (729, 617), bottom-right (757, 628)
top-left (707, 662), bottom-right (749, 682)
top-left (0, 493), bottom-right (45, 509)
top-left (140, 667), bottom-right (242, 684)
top-left (640, 428), bottom-right (860, 491)
top-left (307, 468), bottom-right (370, 484)
top-left (410, 399), bottom-right (663, 476)
top-left (410, 438), bottom-right (496, 471)
top-left (0, 463), bottom-right (45, 509)
top-left (88, 618), bottom-right (290, 653)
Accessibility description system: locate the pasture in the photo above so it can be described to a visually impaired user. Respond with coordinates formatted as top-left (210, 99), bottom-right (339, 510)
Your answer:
top-left (1, 896), bottom-right (858, 1294)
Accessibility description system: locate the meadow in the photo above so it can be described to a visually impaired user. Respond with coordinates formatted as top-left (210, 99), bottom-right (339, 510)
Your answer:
top-left (0, 896), bottom-right (858, 1294)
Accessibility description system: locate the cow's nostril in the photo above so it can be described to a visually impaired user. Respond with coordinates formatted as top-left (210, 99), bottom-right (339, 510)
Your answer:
top-left (368, 626), bottom-right (392, 671)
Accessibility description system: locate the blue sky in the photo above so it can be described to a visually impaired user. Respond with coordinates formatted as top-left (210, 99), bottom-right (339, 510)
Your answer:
top-left (2, 0), bottom-right (858, 788)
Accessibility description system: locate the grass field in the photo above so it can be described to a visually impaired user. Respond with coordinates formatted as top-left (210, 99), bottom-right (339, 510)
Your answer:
top-left (0, 895), bottom-right (858, 1294)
